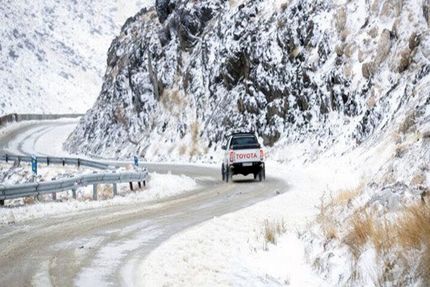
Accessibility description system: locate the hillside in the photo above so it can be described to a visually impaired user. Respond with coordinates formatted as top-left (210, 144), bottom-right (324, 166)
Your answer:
top-left (66, 0), bottom-right (429, 162)
top-left (0, 0), bottom-right (152, 116)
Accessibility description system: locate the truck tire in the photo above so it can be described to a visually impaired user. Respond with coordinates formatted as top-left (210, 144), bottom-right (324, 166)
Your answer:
top-left (226, 167), bottom-right (232, 183)
top-left (258, 170), bottom-right (263, 182)
top-left (262, 165), bottom-right (266, 181)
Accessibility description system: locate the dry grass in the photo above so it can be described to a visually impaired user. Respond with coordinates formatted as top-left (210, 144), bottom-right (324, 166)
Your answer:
top-left (317, 198), bottom-right (338, 240)
top-left (160, 88), bottom-right (186, 115)
top-left (396, 203), bottom-right (430, 283)
top-left (344, 210), bottom-right (393, 257)
top-left (396, 203), bottom-right (430, 249)
top-left (317, 184), bottom-right (365, 241)
top-left (333, 184), bottom-right (364, 207)
top-left (263, 219), bottom-right (286, 249)
top-left (339, 202), bottom-right (430, 283)
top-left (189, 121), bottom-right (201, 158)
top-left (98, 184), bottom-right (114, 200)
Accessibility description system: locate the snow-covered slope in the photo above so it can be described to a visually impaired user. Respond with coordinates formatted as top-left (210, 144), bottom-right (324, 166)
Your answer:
top-left (66, 0), bottom-right (430, 163)
top-left (64, 1), bottom-right (430, 284)
top-left (0, 0), bottom-right (153, 116)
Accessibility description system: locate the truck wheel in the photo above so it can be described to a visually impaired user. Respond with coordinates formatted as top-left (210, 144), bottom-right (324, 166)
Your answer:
top-left (221, 164), bottom-right (225, 181)
top-left (253, 173), bottom-right (257, 180)
top-left (258, 170), bottom-right (263, 182)
top-left (262, 166), bottom-right (266, 181)
top-left (226, 167), bottom-right (232, 183)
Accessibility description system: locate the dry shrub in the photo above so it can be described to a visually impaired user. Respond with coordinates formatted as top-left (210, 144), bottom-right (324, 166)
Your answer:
top-left (341, 202), bottom-right (430, 282)
top-left (263, 219), bottom-right (286, 249)
top-left (23, 196), bottom-right (36, 205)
top-left (160, 88), bottom-right (186, 115)
top-left (98, 184), bottom-right (114, 200)
top-left (189, 121), bottom-right (201, 158)
top-left (318, 184), bottom-right (364, 240)
top-left (396, 203), bottom-right (430, 249)
top-left (344, 210), bottom-right (393, 257)
top-left (344, 210), bottom-right (373, 257)
top-left (333, 184), bottom-right (364, 207)
top-left (317, 196), bottom-right (338, 240)
top-left (396, 203), bottom-right (430, 283)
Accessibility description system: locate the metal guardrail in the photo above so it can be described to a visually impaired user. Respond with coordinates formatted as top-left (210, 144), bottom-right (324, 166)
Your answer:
top-left (0, 170), bottom-right (148, 201)
top-left (0, 154), bottom-right (148, 203)
top-left (0, 154), bottom-right (112, 170)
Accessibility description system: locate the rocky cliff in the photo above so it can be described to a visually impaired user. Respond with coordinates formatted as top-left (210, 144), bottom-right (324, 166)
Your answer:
top-left (66, 0), bottom-right (430, 161)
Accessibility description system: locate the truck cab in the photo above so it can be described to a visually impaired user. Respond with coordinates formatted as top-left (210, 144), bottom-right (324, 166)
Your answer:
top-left (221, 132), bottom-right (265, 182)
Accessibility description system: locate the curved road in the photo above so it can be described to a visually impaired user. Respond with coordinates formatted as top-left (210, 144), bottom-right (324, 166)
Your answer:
top-left (0, 120), bottom-right (287, 287)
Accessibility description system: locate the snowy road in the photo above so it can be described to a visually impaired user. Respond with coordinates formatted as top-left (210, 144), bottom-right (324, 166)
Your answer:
top-left (0, 120), bottom-right (286, 286)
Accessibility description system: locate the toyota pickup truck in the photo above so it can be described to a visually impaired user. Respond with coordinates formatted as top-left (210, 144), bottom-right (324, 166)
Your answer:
top-left (221, 132), bottom-right (265, 182)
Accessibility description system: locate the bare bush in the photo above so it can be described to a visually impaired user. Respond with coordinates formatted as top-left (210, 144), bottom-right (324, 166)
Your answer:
top-left (263, 219), bottom-right (286, 249)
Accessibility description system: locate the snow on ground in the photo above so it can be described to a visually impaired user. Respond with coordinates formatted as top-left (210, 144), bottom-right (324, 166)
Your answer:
top-left (135, 129), bottom-right (399, 286)
top-left (134, 159), bottom-right (347, 286)
top-left (0, 172), bottom-right (197, 225)
top-left (0, 0), bottom-right (155, 116)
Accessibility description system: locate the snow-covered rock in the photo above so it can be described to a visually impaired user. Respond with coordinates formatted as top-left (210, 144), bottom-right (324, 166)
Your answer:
top-left (66, 0), bottom-right (430, 164)
top-left (0, 0), bottom-right (153, 116)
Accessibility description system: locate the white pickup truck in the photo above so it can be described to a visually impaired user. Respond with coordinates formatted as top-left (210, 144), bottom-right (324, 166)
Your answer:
top-left (221, 132), bottom-right (265, 182)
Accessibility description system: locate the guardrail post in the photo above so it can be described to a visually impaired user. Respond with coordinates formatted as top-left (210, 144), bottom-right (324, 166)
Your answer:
top-left (52, 192), bottom-right (57, 201)
top-left (138, 181), bottom-right (142, 189)
top-left (77, 159), bottom-right (80, 168)
top-left (113, 183), bottom-right (118, 196)
top-left (5, 154), bottom-right (8, 163)
top-left (129, 182), bottom-right (134, 191)
top-left (47, 157), bottom-right (50, 166)
top-left (143, 180), bottom-right (146, 187)
top-left (72, 188), bottom-right (77, 199)
top-left (93, 184), bottom-right (98, 200)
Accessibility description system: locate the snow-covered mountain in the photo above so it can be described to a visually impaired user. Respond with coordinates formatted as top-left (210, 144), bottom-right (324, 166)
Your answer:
top-left (66, 0), bottom-right (430, 162)
top-left (0, 0), bottom-right (153, 116)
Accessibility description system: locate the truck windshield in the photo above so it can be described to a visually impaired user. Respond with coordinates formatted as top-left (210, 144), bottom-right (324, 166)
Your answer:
top-left (230, 136), bottom-right (259, 149)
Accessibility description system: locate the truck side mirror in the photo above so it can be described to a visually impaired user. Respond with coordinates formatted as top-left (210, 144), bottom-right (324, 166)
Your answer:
top-left (221, 145), bottom-right (227, 150)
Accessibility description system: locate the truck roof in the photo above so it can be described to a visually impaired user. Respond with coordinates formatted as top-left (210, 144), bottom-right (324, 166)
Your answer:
top-left (228, 132), bottom-right (256, 138)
